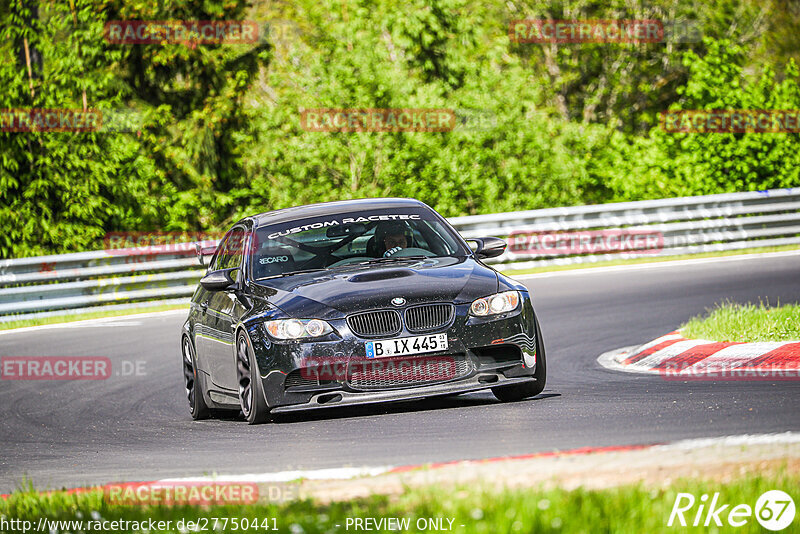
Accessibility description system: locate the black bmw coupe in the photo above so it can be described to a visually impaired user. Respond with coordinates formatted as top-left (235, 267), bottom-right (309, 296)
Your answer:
top-left (181, 198), bottom-right (546, 423)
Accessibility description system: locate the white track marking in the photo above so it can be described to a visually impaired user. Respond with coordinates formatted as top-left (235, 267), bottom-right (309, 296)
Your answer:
top-left (655, 432), bottom-right (800, 451)
top-left (684, 342), bottom-right (791, 372)
top-left (597, 346), bottom-right (648, 374)
top-left (159, 466), bottom-right (393, 484)
top-left (628, 339), bottom-right (712, 371)
top-left (5, 433), bottom-right (798, 497)
top-left (152, 433), bottom-right (800, 486)
top-left (627, 332), bottom-right (684, 355)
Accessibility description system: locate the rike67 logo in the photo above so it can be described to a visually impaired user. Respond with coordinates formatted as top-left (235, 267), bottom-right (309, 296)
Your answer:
top-left (669, 490), bottom-right (795, 531)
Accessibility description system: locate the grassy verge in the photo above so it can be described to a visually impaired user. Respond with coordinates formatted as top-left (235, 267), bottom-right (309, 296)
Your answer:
top-left (501, 244), bottom-right (800, 276)
top-left (0, 304), bottom-right (188, 331)
top-left (1, 472), bottom-right (795, 533)
top-left (682, 302), bottom-right (800, 342)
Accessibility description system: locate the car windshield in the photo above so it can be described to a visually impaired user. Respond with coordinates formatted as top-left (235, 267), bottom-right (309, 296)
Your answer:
top-left (251, 208), bottom-right (469, 279)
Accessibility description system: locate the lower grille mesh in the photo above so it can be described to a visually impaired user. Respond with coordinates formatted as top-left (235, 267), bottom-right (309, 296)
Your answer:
top-left (284, 369), bottom-right (319, 388)
top-left (284, 369), bottom-right (337, 389)
top-left (348, 354), bottom-right (472, 390)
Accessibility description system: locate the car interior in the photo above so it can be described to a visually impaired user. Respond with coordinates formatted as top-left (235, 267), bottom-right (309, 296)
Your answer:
top-left (251, 219), bottom-right (459, 279)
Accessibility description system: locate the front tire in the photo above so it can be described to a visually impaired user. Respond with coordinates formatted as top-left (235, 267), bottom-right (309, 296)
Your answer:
top-left (492, 316), bottom-right (547, 402)
top-left (236, 331), bottom-right (271, 424)
top-left (183, 336), bottom-right (211, 420)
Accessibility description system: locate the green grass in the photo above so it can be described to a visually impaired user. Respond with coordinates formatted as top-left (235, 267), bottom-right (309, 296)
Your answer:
top-left (502, 244), bottom-right (800, 276)
top-left (1, 472), bottom-right (796, 533)
top-left (682, 301), bottom-right (800, 342)
top-left (0, 304), bottom-right (188, 331)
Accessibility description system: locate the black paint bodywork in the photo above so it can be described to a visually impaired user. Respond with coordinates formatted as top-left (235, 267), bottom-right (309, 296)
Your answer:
top-left (182, 198), bottom-right (541, 414)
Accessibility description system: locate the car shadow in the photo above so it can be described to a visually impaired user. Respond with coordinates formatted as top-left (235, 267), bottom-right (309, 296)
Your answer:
top-left (269, 390), bottom-right (561, 424)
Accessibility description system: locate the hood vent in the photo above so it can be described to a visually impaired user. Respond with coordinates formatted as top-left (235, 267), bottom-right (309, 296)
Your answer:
top-left (348, 269), bottom-right (414, 283)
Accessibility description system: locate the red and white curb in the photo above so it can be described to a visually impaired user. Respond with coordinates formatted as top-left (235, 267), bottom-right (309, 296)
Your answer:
top-left (598, 331), bottom-right (800, 379)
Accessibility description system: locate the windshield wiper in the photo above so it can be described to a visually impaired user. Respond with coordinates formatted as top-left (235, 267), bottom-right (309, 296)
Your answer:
top-left (256, 268), bottom-right (327, 280)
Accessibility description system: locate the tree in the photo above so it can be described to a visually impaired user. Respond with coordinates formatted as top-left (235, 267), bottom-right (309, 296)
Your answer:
top-left (0, 0), bottom-right (271, 257)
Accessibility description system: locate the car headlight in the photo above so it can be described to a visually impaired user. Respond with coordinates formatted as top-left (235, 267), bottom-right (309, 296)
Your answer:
top-left (264, 319), bottom-right (333, 340)
top-left (470, 291), bottom-right (520, 316)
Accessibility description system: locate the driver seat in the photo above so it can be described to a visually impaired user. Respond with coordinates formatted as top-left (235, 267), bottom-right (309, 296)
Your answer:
top-left (366, 235), bottom-right (383, 257)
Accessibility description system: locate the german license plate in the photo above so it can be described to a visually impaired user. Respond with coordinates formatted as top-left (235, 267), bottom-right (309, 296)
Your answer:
top-left (365, 334), bottom-right (448, 359)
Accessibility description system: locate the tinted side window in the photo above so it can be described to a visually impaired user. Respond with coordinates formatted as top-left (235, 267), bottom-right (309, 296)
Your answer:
top-left (211, 227), bottom-right (247, 271)
top-left (217, 227), bottom-right (247, 270)
top-left (209, 232), bottom-right (231, 272)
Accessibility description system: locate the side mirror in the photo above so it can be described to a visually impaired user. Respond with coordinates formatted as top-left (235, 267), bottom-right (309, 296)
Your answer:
top-left (467, 237), bottom-right (507, 259)
top-left (200, 268), bottom-right (238, 292)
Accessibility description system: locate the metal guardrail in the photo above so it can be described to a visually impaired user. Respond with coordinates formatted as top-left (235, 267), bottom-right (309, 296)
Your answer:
top-left (1, 188), bottom-right (799, 322)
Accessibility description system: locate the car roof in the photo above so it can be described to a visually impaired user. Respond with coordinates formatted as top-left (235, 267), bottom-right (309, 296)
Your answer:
top-left (249, 198), bottom-right (430, 228)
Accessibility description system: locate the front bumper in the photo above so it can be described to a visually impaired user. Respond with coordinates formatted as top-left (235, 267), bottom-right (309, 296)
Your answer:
top-left (247, 294), bottom-right (539, 412)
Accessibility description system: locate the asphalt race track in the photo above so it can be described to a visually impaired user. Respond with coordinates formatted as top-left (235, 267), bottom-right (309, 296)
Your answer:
top-left (1, 252), bottom-right (799, 492)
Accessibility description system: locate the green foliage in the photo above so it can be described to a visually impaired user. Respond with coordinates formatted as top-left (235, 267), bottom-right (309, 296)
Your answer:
top-left (0, 0), bottom-right (269, 258)
top-left (647, 40), bottom-right (800, 197)
top-left (0, 1), bottom-right (141, 256)
top-left (1, 0), bottom-right (799, 258)
top-left (246, 0), bottom-right (799, 218)
top-left (105, 0), bottom-right (271, 231)
top-left (242, 0), bottom-right (639, 218)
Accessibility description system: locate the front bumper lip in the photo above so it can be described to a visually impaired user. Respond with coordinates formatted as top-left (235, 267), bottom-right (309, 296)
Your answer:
top-left (270, 372), bottom-right (537, 413)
